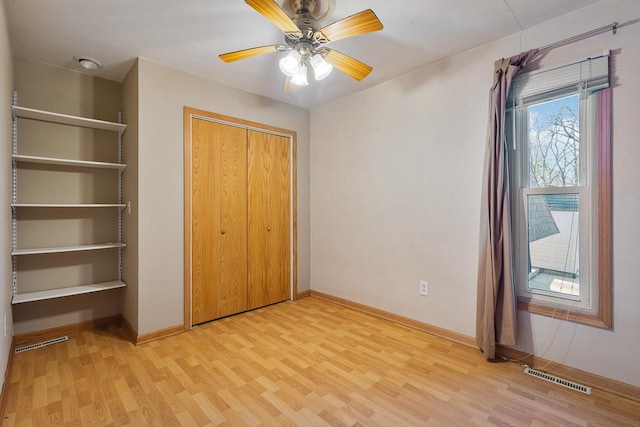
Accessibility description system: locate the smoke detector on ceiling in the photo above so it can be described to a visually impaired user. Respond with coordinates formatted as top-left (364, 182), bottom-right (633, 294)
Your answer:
top-left (76, 56), bottom-right (102, 70)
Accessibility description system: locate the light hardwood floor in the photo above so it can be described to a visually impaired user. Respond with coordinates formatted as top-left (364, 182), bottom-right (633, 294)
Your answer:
top-left (3, 297), bottom-right (639, 426)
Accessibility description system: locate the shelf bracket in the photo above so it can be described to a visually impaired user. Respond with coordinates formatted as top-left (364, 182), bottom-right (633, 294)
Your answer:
top-left (12, 91), bottom-right (18, 297)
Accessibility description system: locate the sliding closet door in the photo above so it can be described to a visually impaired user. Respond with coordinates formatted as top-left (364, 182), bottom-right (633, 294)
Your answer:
top-left (247, 130), bottom-right (291, 309)
top-left (191, 119), bottom-right (248, 324)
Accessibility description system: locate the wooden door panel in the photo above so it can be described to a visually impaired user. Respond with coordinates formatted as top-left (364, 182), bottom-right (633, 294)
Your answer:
top-left (247, 130), bottom-right (271, 310)
top-left (270, 135), bottom-right (291, 303)
top-left (191, 119), bottom-right (247, 323)
top-left (191, 118), bottom-right (219, 324)
top-left (247, 130), bottom-right (290, 309)
top-left (216, 124), bottom-right (248, 319)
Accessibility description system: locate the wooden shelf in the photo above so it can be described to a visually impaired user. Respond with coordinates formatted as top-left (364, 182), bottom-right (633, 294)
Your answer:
top-left (12, 203), bottom-right (126, 208)
top-left (13, 154), bottom-right (126, 170)
top-left (12, 242), bottom-right (126, 256)
top-left (12, 280), bottom-right (126, 304)
top-left (12, 106), bottom-right (127, 135)
top-left (11, 97), bottom-right (128, 311)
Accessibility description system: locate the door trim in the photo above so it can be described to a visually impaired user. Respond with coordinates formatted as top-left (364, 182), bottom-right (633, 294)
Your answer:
top-left (183, 107), bottom-right (298, 330)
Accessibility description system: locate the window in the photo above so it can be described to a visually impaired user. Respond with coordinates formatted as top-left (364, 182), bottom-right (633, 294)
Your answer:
top-left (507, 55), bottom-right (612, 328)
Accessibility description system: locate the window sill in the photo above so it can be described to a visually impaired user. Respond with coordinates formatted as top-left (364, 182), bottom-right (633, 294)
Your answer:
top-left (517, 300), bottom-right (612, 329)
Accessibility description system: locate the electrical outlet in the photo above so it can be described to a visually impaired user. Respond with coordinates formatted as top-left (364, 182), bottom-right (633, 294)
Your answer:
top-left (419, 281), bottom-right (429, 296)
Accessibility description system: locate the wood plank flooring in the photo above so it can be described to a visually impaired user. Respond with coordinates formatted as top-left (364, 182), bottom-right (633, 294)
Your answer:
top-left (3, 297), bottom-right (639, 426)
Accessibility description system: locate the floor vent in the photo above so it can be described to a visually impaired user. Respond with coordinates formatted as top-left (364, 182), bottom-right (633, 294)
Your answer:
top-left (524, 367), bottom-right (592, 394)
top-left (15, 336), bottom-right (68, 353)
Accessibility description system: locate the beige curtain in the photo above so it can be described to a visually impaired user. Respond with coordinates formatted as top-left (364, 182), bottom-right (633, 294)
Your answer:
top-left (476, 50), bottom-right (538, 360)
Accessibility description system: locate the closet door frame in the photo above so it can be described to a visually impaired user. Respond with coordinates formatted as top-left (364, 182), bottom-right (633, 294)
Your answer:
top-left (183, 107), bottom-right (298, 329)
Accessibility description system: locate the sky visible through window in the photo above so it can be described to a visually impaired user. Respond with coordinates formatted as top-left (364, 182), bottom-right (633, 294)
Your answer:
top-left (527, 94), bottom-right (581, 296)
top-left (528, 94), bottom-right (580, 188)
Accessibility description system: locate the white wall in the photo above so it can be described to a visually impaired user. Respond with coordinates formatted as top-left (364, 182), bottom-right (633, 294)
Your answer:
top-left (136, 59), bottom-right (310, 335)
top-left (310, 0), bottom-right (640, 387)
top-left (0, 0), bottom-right (13, 390)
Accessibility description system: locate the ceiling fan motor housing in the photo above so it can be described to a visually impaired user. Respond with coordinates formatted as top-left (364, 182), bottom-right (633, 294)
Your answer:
top-left (283, 4), bottom-right (326, 61)
top-left (281, 0), bottom-right (335, 23)
top-left (289, 0), bottom-right (317, 15)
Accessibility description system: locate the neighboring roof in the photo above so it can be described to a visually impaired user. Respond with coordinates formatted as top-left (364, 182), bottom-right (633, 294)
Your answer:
top-left (545, 193), bottom-right (579, 211)
top-left (528, 195), bottom-right (560, 242)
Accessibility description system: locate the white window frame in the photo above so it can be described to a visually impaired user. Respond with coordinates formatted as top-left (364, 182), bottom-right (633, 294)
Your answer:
top-left (511, 95), bottom-right (596, 312)
top-left (507, 54), bottom-right (611, 328)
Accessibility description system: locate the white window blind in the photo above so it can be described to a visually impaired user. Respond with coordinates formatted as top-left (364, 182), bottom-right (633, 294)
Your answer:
top-left (509, 53), bottom-right (609, 107)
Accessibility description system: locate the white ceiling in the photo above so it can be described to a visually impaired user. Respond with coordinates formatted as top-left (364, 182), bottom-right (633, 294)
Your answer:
top-left (4, 0), bottom-right (602, 109)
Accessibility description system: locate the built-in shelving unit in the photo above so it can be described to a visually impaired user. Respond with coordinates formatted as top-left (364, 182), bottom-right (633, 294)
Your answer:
top-left (11, 242), bottom-right (126, 256)
top-left (12, 154), bottom-right (127, 170)
top-left (11, 105), bottom-right (127, 135)
top-left (11, 92), bottom-right (128, 305)
top-left (11, 203), bottom-right (127, 208)
top-left (12, 281), bottom-right (127, 304)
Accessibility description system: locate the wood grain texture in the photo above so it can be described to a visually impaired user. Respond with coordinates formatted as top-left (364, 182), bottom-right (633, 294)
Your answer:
top-left (219, 45), bottom-right (279, 63)
top-left (324, 49), bottom-right (373, 81)
top-left (297, 290), bottom-right (311, 299)
top-left (247, 130), bottom-right (290, 310)
top-left (0, 338), bottom-right (15, 421)
top-left (185, 107), bottom-right (298, 137)
top-left (311, 290), bottom-right (477, 348)
top-left (247, 129), bottom-right (270, 311)
top-left (135, 325), bottom-right (184, 345)
top-left (217, 123), bottom-right (249, 320)
top-left (121, 314), bottom-right (138, 343)
top-left (517, 301), bottom-right (610, 328)
top-left (269, 131), bottom-right (291, 305)
top-left (597, 88), bottom-right (612, 329)
top-left (191, 117), bottom-right (217, 324)
top-left (312, 290), bottom-right (639, 404)
top-left (319, 9), bottom-right (383, 43)
top-left (13, 314), bottom-right (122, 347)
top-left (2, 298), bottom-right (638, 425)
top-left (291, 133), bottom-right (298, 300)
top-left (191, 118), bottom-right (248, 324)
top-left (245, 0), bottom-right (302, 37)
top-left (183, 108), bottom-right (193, 330)
top-left (497, 345), bottom-right (640, 403)
top-left (184, 107), bottom-right (298, 329)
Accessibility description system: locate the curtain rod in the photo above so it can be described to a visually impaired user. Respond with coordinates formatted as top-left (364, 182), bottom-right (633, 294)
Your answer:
top-left (539, 22), bottom-right (618, 52)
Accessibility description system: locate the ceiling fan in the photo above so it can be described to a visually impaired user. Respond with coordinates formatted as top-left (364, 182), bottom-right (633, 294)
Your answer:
top-left (219, 0), bottom-right (383, 88)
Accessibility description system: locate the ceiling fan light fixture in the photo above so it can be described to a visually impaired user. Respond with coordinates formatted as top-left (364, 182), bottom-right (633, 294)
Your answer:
top-left (219, 0), bottom-right (383, 89)
top-left (279, 50), bottom-right (301, 76)
top-left (291, 64), bottom-right (309, 85)
top-left (309, 54), bottom-right (333, 80)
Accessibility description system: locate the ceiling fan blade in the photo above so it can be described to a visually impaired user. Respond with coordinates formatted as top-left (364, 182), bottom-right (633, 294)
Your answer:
top-left (245, 0), bottom-right (302, 38)
top-left (318, 9), bottom-right (383, 43)
top-left (219, 45), bottom-right (283, 63)
top-left (324, 49), bottom-right (373, 81)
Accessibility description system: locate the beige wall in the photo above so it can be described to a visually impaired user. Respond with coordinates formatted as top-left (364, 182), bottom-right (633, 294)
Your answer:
top-left (310, 0), bottom-right (640, 387)
top-left (7, 56), bottom-right (311, 337)
top-left (12, 58), bottom-right (124, 334)
top-left (136, 59), bottom-right (310, 334)
top-left (0, 1), bottom-right (14, 390)
top-left (121, 60), bottom-right (139, 331)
